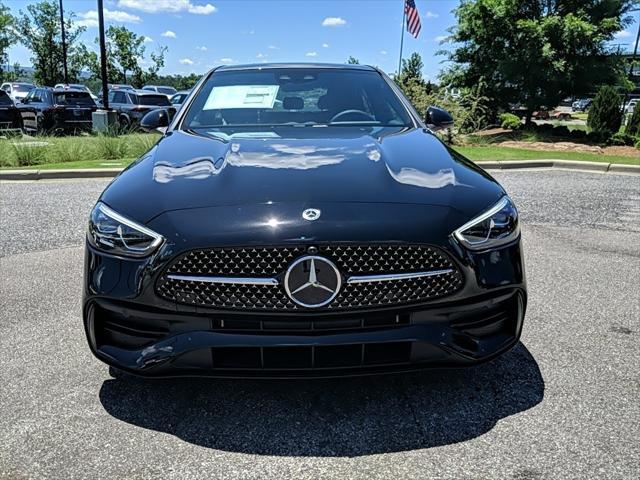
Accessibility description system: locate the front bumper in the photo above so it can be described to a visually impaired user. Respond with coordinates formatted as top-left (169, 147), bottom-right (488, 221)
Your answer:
top-left (83, 237), bottom-right (526, 378)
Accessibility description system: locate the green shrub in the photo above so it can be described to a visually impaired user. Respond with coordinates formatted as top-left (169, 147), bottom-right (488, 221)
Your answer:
top-left (551, 125), bottom-right (570, 137)
top-left (94, 134), bottom-right (128, 160)
top-left (625, 107), bottom-right (640, 136)
top-left (500, 113), bottom-right (522, 130)
top-left (609, 132), bottom-right (636, 146)
top-left (127, 134), bottom-right (160, 158)
top-left (11, 141), bottom-right (48, 166)
top-left (0, 140), bottom-right (17, 167)
top-left (587, 86), bottom-right (623, 137)
top-left (51, 138), bottom-right (93, 163)
top-left (635, 136), bottom-right (640, 150)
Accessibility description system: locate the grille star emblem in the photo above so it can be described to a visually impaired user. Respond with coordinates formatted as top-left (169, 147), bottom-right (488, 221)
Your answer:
top-left (284, 256), bottom-right (341, 308)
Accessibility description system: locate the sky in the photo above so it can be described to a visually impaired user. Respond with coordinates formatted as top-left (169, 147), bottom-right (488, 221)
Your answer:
top-left (4, 0), bottom-right (639, 81)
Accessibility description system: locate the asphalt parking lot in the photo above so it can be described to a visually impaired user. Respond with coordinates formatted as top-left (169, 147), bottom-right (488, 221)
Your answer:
top-left (1, 170), bottom-right (639, 479)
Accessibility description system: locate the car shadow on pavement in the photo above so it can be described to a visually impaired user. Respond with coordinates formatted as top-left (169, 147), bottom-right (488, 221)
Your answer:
top-left (99, 342), bottom-right (543, 456)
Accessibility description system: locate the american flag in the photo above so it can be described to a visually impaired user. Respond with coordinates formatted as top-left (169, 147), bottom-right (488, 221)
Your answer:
top-left (405, 0), bottom-right (422, 38)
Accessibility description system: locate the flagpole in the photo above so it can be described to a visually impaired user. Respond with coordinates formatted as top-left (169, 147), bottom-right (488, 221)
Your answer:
top-left (397, 1), bottom-right (406, 77)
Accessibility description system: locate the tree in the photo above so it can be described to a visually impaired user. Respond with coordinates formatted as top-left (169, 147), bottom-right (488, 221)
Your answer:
top-left (14, 0), bottom-right (87, 85)
top-left (347, 56), bottom-right (360, 64)
top-left (442, 0), bottom-right (636, 125)
top-left (587, 85), bottom-right (622, 138)
top-left (84, 26), bottom-right (166, 88)
top-left (4, 62), bottom-right (25, 82)
top-left (107, 26), bottom-right (144, 83)
top-left (0, 1), bottom-right (17, 81)
top-left (396, 53), bottom-right (425, 89)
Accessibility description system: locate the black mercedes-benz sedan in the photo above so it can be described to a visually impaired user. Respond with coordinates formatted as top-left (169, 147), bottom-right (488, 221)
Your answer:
top-left (84, 63), bottom-right (525, 378)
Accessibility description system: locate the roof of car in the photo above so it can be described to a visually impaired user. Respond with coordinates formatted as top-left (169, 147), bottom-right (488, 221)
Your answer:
top-left (133, 89), bottom-right (169, 95)
top-left (215, 62), bottom-right (377, 72)
top-left (52, 87), bottom-right (90, 93)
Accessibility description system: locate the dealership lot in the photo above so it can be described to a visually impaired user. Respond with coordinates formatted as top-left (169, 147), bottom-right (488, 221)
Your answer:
top-left (0, 170), bottom-right (638, 479)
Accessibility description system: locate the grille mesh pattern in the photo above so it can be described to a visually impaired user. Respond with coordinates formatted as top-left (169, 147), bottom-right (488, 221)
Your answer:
top-left (157, 244), bottom-right (463, 311)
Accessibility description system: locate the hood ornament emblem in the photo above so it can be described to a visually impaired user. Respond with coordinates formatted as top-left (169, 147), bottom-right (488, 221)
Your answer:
top-left (302, 208), bottom-right (321, 221)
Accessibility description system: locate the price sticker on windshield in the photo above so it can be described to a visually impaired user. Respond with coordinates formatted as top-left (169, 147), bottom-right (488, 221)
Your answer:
top-left (204, 85), bottom-right (279, 110)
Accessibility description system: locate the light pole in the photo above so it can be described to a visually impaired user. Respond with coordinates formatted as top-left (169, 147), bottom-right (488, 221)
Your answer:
top-left (97, 0), bottom-right (109, 110)
top-left (59, 0), bottom-right (68, 84)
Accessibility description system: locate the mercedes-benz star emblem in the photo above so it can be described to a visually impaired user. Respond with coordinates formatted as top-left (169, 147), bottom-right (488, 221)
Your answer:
top-left (302, 208), bottom-right (321, 221)
top-left (284, 256), bottom-right (341, 308)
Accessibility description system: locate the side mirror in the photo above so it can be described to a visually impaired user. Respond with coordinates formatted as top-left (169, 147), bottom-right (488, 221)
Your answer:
top-left (140, 107), bottom-right (175, 133)
top-left (425, 106), bottom-right (454, 131)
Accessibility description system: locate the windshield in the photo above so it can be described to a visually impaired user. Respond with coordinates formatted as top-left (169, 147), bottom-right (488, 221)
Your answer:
top-left (69, 84), bottom-right (90, 92)
top-left (158, 87), bottom-right (177, 95)
top-left (182, 68), bottom-right (413, 130)
top-left (54, 91), bottom-right (95, 106)
top-left (13, 83), bottom-right (34, 92)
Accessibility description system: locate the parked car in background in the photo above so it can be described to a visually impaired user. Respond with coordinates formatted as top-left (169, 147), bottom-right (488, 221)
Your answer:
top-left (17, 87), bottom-right (97, 134)
top-left (54, 83), bottom-right (100, 102)
top-left (0, 89), bottom-right (23, 134)
top-left (169, 90), bottom-right (190, 110)
top-left (624, 99), bottom-right (638, 114)
top-left (142, 85), bottom-right (178, 98)
top-left (571, 98), bottom-right (592, 112)
top-left (96, 84), bottom-right (137, 104)
top-left (0, 82), bottom-right (36, 103)
top-left (108, 89), bottom-right (173, 128)
top-left (532, 108), bottom-right (550, 120)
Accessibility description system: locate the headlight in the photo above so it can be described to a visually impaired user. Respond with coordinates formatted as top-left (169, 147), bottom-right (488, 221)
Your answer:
top-left (87, 202), bottom-right (164, 258)
top-left (453, 196), bottom-right (519, 250)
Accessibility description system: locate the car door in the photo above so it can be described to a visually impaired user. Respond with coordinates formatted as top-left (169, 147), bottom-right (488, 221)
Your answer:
top-left (18, 89), bottom-right (41, 132)
top-left (108, 91), bottom-right (128, 114)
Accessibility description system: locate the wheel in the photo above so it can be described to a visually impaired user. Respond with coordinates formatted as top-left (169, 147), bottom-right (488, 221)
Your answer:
top-left (119, 115), bottom-right (130, 129)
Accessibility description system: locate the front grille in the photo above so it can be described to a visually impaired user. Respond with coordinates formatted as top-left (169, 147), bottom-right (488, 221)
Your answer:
top-left (157, 244), bottom-right (463, 311)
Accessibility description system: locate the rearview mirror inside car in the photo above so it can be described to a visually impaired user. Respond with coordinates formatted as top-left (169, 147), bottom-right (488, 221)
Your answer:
top-left (425, 106), bottom-right (454, 131)
top-left (140, 108), bottom-right (176, 134)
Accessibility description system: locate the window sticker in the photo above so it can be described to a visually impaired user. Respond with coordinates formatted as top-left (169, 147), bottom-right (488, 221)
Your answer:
top-left (203, 85), bottom-right (280, 110)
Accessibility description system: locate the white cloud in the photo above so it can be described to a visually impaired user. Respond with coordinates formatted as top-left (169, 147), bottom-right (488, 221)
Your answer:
top-left (306, 51), bottom-right (318, 57)
top-left (380, 50), bottom-right (388, 55)
top-left (434, 35), bottom-right (448, 42)
top-left (143, 36), bottom-right (153, 43)
top-left (256, 53), bottom-right (267, 58)
top-left (219, 58), bottom-right (235, 63)
top-left (424, 11), bottom-right (439, 19)
top-left (615, 30), bottom-right (632, 38)
top-left (77, 9), bottom-right (141, 28)
top-left (196, 45), bottom-right (208, 51)
top-left (76, 18), bottom-right (99, 28)
top-left (117, 0), bottom-right (217, 15)
top-left (268, 45), bottom-right (279, 50)
top-left (322, 43), bottom-right (330, 48)
top-left (322, 17), bottom-right (346, 27)
top-left (162, 30), bottom-right (177, 38)
top-left (179, 58), bottom-right (194, 65)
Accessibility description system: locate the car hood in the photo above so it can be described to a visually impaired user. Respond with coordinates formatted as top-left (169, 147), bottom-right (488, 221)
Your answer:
top-left (101, 126), bottom-right (504, 224)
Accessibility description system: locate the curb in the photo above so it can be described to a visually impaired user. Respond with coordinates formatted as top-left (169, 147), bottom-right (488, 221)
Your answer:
top-left (0, 168), bottom-right (122, 181)
top-left (1, 160), bottom-right (638, 180)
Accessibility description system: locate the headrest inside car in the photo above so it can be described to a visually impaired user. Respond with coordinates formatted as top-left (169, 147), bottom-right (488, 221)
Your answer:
top-left (283, 97), bottom-right (304, 110)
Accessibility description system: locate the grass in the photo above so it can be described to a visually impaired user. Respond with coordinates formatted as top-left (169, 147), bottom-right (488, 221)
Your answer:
top-left (454, 146), bottom-right (639, 165)
top-left (0, 133), bottom-right (160, 169)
